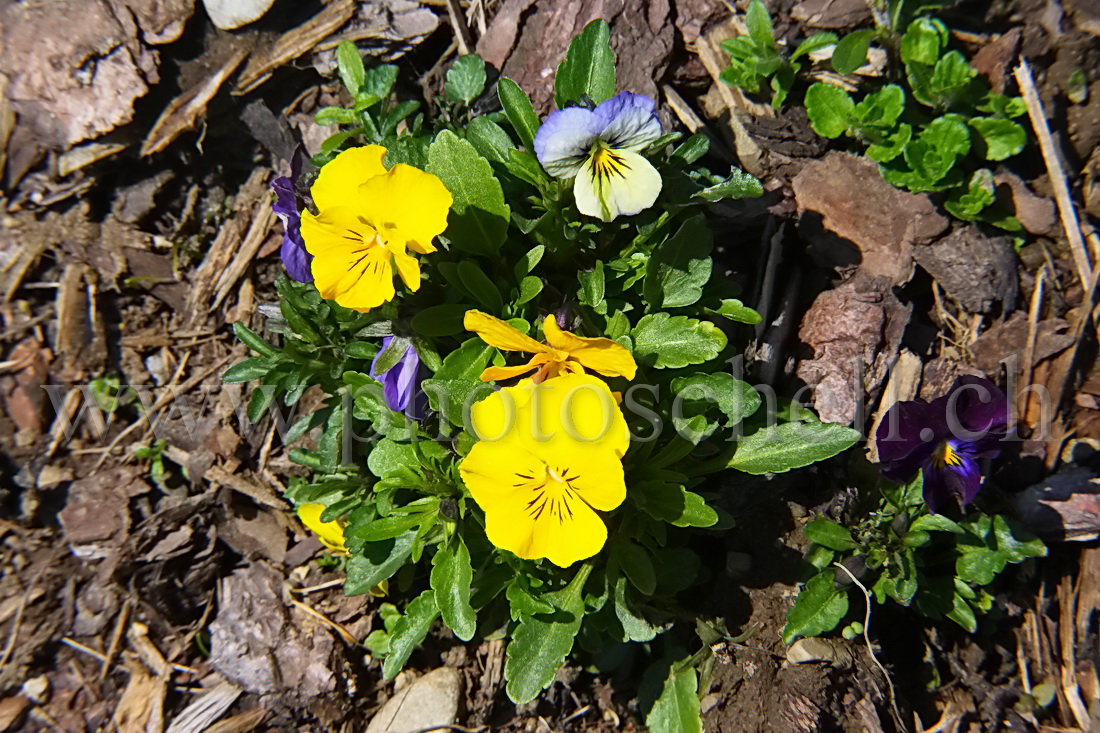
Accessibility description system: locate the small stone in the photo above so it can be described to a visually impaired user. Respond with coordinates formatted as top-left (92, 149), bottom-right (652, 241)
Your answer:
top-left (786, 637), bottom-right (854, 667)
top-left (201, 0), bottom-right (276, 30)
top-left (365, 668), bottom-right (462, 733)
top-left (20, 676), bottom-right (48, 705)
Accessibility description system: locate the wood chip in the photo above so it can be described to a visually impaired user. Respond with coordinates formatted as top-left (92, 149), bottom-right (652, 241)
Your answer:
top-left (234, 0), bottom-right (356, 95)
top-left (111, 660), bottom-right (167, 733)
top-left (141, 48), bottom-right (249, 157)
top-left (164, 680), bottom-right (242, 733)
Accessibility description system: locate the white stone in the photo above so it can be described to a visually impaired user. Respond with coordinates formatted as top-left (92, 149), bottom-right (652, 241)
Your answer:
top-left (365, 667), bottom-right (462, 733)
top-left (201, 0), bottom-right (276, 30)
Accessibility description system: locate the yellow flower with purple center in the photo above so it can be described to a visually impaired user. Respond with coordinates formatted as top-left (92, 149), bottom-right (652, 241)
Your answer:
top-left (464, 310), bottom-right (636, 383)
top-left (300, 145), bottom-right (453, 312)
top-left (534, 92), bottom-right (663, 222)
top-left (459, 374), bottom-right (630, 567)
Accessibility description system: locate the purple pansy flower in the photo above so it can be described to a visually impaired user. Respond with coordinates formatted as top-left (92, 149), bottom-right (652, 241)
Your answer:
top-left (533, 91), bottom-right (662, 222)
top-left (272, 147), bottom-right (312, 283)
top-left (370, 337), bottom-right (421, 417)
top-left (875, 375), bottom-right (1011, 513)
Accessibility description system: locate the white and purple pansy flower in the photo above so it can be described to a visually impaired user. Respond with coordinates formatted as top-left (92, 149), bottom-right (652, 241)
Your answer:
top-left (533, 91), bottom-right (663, 222)
top-left (875, 375), bottom-right (1011, 514)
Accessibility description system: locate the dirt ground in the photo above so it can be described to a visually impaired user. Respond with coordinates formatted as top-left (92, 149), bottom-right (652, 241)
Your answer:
top-left (1, 0), bottom-right (1100, 731)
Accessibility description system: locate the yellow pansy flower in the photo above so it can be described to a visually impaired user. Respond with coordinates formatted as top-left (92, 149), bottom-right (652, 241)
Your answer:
top-left (297, 503), bottom-right (349, 555)
top-left (464, 310), bottom-right (637, 383)
top-left (458, 373), bottom-right (629, 567)
top-left (300, 145), bottom-right (453, 312)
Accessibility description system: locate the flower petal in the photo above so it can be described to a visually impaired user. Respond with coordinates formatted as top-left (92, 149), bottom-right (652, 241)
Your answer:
top-left (491, 488), bottom-right (608, 567)
top-left (465, 310), bottom-right (547, 354)
top-left (304, 210), bottom-right (395, 311)
top-left (557, 448), bottom-right (626, 512)
top-left (924, 453), bottom-right (983, 513)
top-left (480, 355), bottom-right (549, 383)
top-left (573, 148), bottom-right (662, 222)
top-left (297, 503), bottom-right (348, 555)
top-left (541, 315), bottom-right (637, 379)
top-left (592, 91), bottom-right (662, 151)
top-left (875, 399), bottom-right (945, 482)
top-left (390, 246), bottom-right (422, 292)
top-left (311, 145), bottom-right (387, 211)
top-left (280, 230), bottom-right (313, 283)
top-left (358, 163), bottom-right (452, 254)
top-left (533, 106), bottom-right (601, 178)
top-left (517, 375), bottom-right (630, 457)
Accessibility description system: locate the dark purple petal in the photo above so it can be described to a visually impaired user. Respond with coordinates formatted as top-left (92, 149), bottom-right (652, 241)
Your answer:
top-left (370, 337), bottom-right (421, 415)
top-left (876, 399), bottom-right (947, 481)
top-left (923, 450), bottom-right (984, 513)
top-left (945, 375), bottom-right (1010, 436)
top-left (280, 231), bottom-right (312, 282)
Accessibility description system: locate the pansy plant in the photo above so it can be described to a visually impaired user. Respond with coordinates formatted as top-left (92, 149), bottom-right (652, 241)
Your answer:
top-left (226, 20), bottom-right (865, 723)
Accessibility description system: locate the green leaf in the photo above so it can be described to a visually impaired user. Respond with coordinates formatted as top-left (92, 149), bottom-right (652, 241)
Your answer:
top-left (728, 419), bottom-right (861, 474)
top-left (832, 29), bottom-right (874, 74)
top-left (431, 536), bottom-right (477, 641)
top-left (671, 134), bottom-right (710, 165)
top-left (866, 123), bottom-right (911, 162)
top-left (578, 262), bottom-right (606, 309)
top-left (613, 574), bottom-right (659, 642)
top-left (514, 245), bottom-right (545, 280)
top-left (506, 581), bottom-right (555, 618)
top-left (517, 276), bottom-right (543, 305)
top-left (505, 564), bottom-right (592, 704)
top-left (445, 54), bottom-right (487, 105)
top-left (969, 117), bottom-right (1027, 161)
top-left (944, 168), bottom-right (995, 220)
top-left (222, 357), bottom-right (272, 383)
top-left (498, 78), bottom-right (540, 151)
top-left (554, 19), bottom-right (616, 107)
top-left (805, 83), bottom-right (853, 138)
top-left (909, 513), bottom-right (964, 534)
top-left (372, 335), bottom-right (413, 375)
top-left (853, 84), bottom-right (905, 128)
top-left (900, 17), bottom-right (948, 67)
top-left (432, 337), bottom-right (495, 381)
top-left (706, 298), bottom-right (762, 324)
top-left (632, 313), bottom-right (727, 369)
top-left (412, 304), bottom-right (471, 337)
top-left (992, 515), bottom-right (1046, 563)
top-left (619, 542), bottom-right (657, 596)
top-left (670, 373), bottom-right (761, 425)
top-left (745, 0), bottom-right (777, 50)
top-left (467, 116), bottom-right (516, 165)
top-left (315, 106), bottom-right (360, 126)
top-left (956, 549), bottom-right (1003, 585)
top-left (791, 32), bottom-right (838, 61)
top-left (947, 592), bottom-right (977, 632)
top-left (644, 658), bottom-right (702, 733)
top-left (783, 570), bottom-right (849, 643)
top-left (457, 261), bottom-right (505, 313)
top-left (382, 590), bottom-right (441, 679)
top-left (233, 322), bottom-right (278, 357)
top-left (344, 531), bottom-right (416, 594)
top-left (692, 167), bottom-right (763, 201)
top-left (635, 483), bottom-right (719, 528)
top-left (643, 215), bottom-right (713, 309)
top-left (336, 41), bottom-right (365, 95)
top-left (804, 517), bottom-right (858, 551)
top-left (361, 64), bottom-right (399, 101)
top-left (427, 130), bottom-right (510, 258)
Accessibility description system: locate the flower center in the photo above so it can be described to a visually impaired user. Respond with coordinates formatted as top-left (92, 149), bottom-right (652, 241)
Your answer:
top-left (589, 143), bottom-right (630, 182)
top-left (932, 440), bottom-right (963, 468)
top-left (516, 464), bottom-right (582, 524)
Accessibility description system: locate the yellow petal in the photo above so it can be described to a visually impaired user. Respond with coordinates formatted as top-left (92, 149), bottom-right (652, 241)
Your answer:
top-left (310, 146), bottom-right (387, 211)
top-left (297, 503), bottom-right (349, 555)
top-left (358, 163), bottom-right (452, 254)
top-left (465, 310), bottom-right (547, 354)
top-left (485, 485), bottom-right (608, 567)
top-left (573, 148), bottom-right (662, 222)
top-left (309, 233), bottom-right (395, 312)
top-left (541, 316), bottom-right (637, 380)
top-left (555, 448), bottom-right (627, 512)
top-left (480, 357), bottom-right (546, 383)
top-left (518, 374), bottom-right (630, 457)
top-left (390, 246), bottom-right (422, 292)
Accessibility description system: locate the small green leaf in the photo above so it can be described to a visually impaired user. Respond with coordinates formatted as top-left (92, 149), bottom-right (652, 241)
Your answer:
top-left (222, 357), bottom-right (272, 383)
top-left (805, 83), bottom-right (853, 138)
top-left (578, 262), bottom-right (606, 309)
top-left (900, 17), bottom-right (948, 67)
top-left (382, 590), bottom-right (441, 679)
top-left (505, 564), bottom-right (592, 704)
top-left (909, 513), bottom-right (964, 534)
top-left (671, 134), bottom-right (710, 165)
top-left (670, 372), bottom-right (761, 425)
top-left (344, 532), bottom-right (416, 594)
top-left (315, 106), bottom-right (360, 126)
top-left (445, 54), bottom-right (487, 105)
top-left (791, 32), bottom-right (838, 61)
top-left (803, 518), bottom-right (858, 551)
top-left (457, 261), bottom-right (505, 313)
top-left (233, 322), bottom-right (279, 357)
top-left (467, 116), bottom-right (515, 165)
top-left (514, 244), bottom-right (545, 280)
top-left (706, 298), bottom-right (762, 324)
top-left (729, 419), bottom-right (860, 474)
top-left (831, 29), bottom-right (874, 74)
top-left (498, 78), bottom-right (540, 151)
top-left (619, 542), bottom-right (657, 596)
top-left (783, 570), bottom-right (849, 643)
top-left (643, 215), bottom-right (713, 309)
top-left (372, 335), bottom-right (413, 375)
top-left (412, 304), bottom-right (471, 337)
top-left (336, 41), bottom-right (366, 95)
top-left (427, 131), bottom-right (511, 257)
top-left (431, 536), bottom-right (477, 641)
top-left (969, 117), bottom-right (1027, 161)
top-left (692, 167), bottom-right (763, 201)
top-left (361, 64), bottom-right (399, 101)
top-left (554, 19), bottom-right (616, 107)
top-left (745, 0), bottom-right (777, 50)
top-left (644, 657), bottom-right (702, 733)
top-left (517, 276), bottom-right (543, 305)
top-left (632, 313), bottom-right (728, 369)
